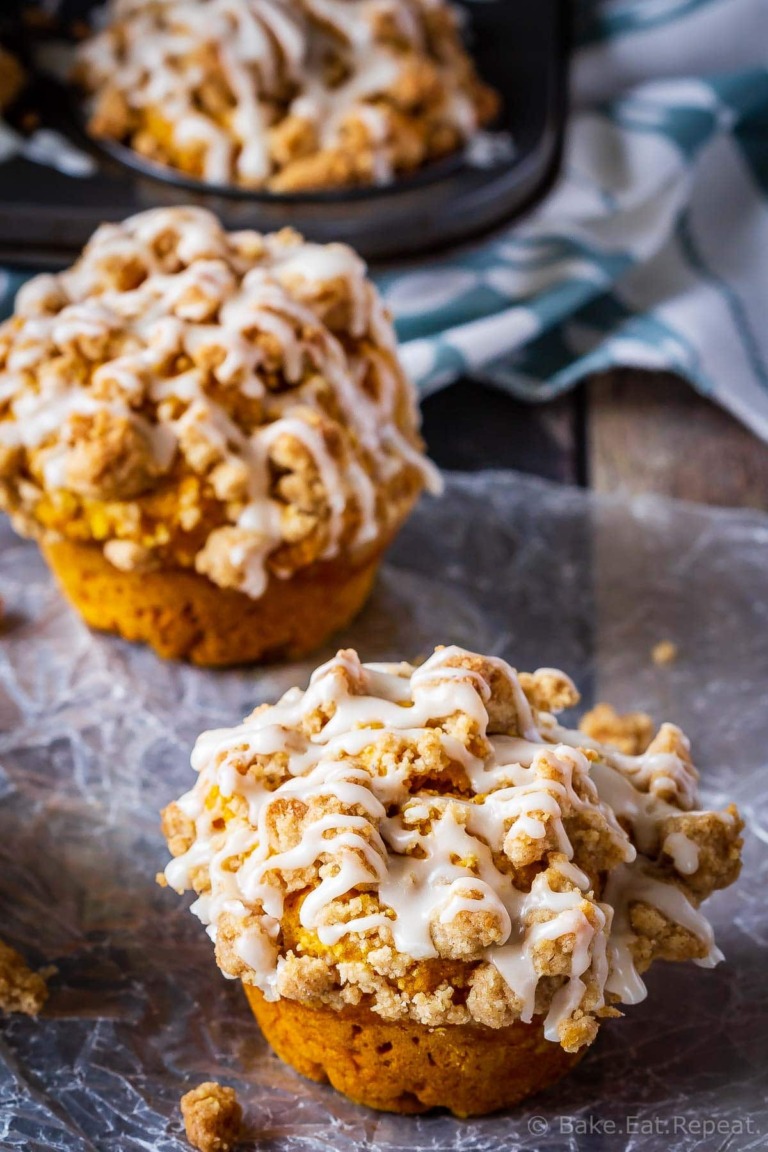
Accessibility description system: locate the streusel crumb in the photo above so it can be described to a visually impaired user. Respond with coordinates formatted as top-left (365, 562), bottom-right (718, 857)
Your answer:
top-left (652, 640), bottom-right (679, 666)
top-left (180, 1082), bottom-right (243, 1152)
top-left (0, 208), bottom-right (437, 601)
top-left (579, 702), bottom-right (654, 756)
top-left (0, 938), bottom-right (51, 1016)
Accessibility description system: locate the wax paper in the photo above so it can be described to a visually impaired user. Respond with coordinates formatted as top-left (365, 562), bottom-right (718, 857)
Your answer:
top-left (0, 471), bottom-right (765, 1152)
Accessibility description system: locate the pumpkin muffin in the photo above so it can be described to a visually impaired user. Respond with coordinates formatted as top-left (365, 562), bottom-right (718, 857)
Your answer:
top-left (74, 0), bottom-right (500, 192)
top-left (0, 206), bottom-right (438, 664)
top-left (162, 645), bottom-right (743, 1114)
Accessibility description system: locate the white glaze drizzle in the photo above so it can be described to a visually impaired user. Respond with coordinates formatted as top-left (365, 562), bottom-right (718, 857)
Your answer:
top-left (165, 646), bottom-right (731, 1040)
top-left (662, 831), bottom-right (700, 876)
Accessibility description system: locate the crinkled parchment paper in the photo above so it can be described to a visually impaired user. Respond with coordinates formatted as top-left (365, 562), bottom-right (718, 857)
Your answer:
top-left (0, 471), bottom-right (766, 1152)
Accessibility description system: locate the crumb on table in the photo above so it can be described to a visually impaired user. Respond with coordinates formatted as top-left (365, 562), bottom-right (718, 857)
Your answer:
top-left (180, 1082), bottom-right (243, 1152)
top-left (652, 640), bottom-right (678, 666)
top-left (579, 702), bottom-right (654, 756)
top-left (0, 937), bottom-right (51, 1015)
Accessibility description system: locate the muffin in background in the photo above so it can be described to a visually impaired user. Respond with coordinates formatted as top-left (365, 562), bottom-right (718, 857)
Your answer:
top-left (0, 207), bottom-right (438, 664)
top-left (74, 0), bottom-right (500, 192)
top-left (162, 645), bottom-right (742, 1114)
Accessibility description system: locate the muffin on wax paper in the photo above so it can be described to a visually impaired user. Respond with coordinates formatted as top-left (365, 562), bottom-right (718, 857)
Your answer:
top-left (162, 645), bottom-right (742, 1115)
top-left (0, 206), bottom-right (437, 664)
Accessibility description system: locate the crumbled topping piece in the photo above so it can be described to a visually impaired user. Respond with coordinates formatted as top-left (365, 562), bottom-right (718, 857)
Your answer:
top-left (75, 0), bottom-right (499, 191)
top-left (579, 703), bottom-right (654, 756)
top-left (0, 938), bottom-right (52, 1016)
top-left (519, 667), bottom-right (580, 714)
top-left (163, 645), bottom-right (742, 1052)
top-left (180, 1082), bottom-right (243, 1152)
top-left (652, 640), bottom-right (679, 666)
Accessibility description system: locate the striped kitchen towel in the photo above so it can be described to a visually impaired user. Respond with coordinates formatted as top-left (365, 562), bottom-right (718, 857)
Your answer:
top-left (382, 0), bottom-right (768, 441)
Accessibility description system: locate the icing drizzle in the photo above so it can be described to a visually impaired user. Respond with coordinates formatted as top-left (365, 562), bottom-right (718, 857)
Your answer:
top-left (164, 645), bottom-right (735, 1045)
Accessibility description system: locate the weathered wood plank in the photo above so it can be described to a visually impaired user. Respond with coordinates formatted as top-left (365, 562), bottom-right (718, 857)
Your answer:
top-left (421, 380), bottom-right (581, 483)
top-left (586, 371), bottom-right (768, 510)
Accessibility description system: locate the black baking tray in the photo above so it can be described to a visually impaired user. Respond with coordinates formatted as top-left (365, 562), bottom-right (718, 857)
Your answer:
top-left (0, 0), bottom-right (568, 266)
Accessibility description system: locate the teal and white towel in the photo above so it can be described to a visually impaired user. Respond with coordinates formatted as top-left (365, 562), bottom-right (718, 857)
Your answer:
top-left (2, 0), bottom-right (768, 439)
top-left (382, 0), bottom-right (768, 440)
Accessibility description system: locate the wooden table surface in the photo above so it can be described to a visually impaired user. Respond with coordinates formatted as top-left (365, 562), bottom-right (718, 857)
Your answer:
top-left (422, 370), bottom-right (768, 510)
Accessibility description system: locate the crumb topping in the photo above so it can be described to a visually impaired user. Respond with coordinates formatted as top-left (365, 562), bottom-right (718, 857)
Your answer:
top-left (74, 0), bottom-right (499, 191)
top-left (0, 937), bottom-right (52, 1016)
top-left (0, 207), bottom-right (437, 597)
top-left (579, 703), bottom-right (654, 757)
top-left (180, 1082), bottom-right (243, 1152)
top-left (652, 640), bottom-right (679, 666)
top-left (163, 645), bottom-right (742, 1053)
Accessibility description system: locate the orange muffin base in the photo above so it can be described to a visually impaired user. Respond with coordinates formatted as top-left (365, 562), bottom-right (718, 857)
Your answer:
top-left (245, 987), bottom-right (586, 1117)
top-left (41, 538), bottom-right (384, 666)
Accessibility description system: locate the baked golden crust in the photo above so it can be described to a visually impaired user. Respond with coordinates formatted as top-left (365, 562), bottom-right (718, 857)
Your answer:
top-left (42, 530), bottom-right (387, 664)
top-left (245, 986), bottom-right (585, 1115)
top-left (163, 645), bottom-right (743, 1062)
top-left (0, 208), bottom-right (435, 610)
top-left (579, 702), bottom-right (654, 756)
top-left (74, 0), bottom-right (500, 191)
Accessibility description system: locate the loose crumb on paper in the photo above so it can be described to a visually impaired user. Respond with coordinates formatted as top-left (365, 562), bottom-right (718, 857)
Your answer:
top-left (180, 1081), bottom-right (243, 1152)
top-left (0, 937), bottom-right (52, 1016)
top-left (652, 640), bottom-right (679, 666)
top-left (579, 702), bottom-right (654, 756)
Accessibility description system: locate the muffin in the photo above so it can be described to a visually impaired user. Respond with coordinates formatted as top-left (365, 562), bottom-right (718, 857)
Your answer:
top-left (162, 645), bottom-right (743, 1115)
top-left (0, 207), bottom-right (438, 665)
top-left (74, 0), bottom-right (500, 192)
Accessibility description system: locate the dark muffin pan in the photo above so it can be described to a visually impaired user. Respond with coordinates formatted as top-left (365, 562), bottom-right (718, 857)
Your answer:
top-left (0, 0), bottom-right (568, 265)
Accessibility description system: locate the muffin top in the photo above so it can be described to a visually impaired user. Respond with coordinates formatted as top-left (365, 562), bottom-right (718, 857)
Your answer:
top-left (0, 207), bottom-right (436, 597)
top-left (163, 645), bottom-right (742, 1052)
top-left (75, 0), bottom-right (499, 191)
